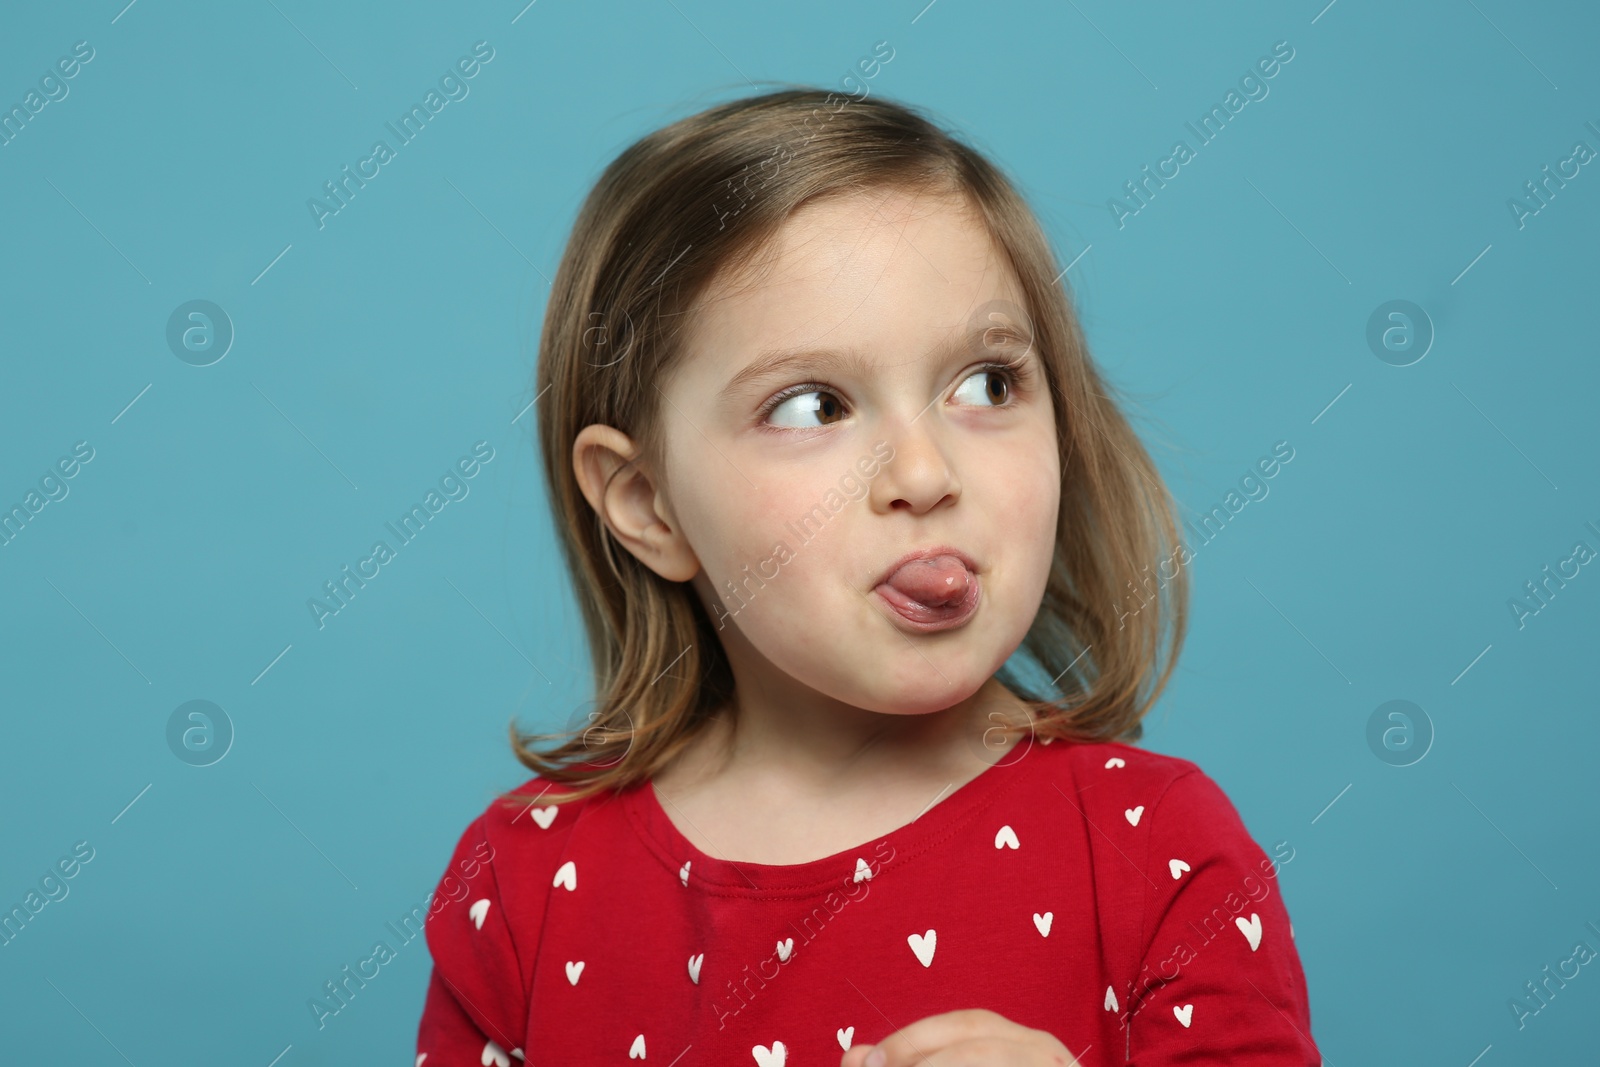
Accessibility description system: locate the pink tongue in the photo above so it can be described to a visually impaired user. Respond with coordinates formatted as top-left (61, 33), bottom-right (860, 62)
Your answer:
top-left (882, 555), bottom-right (971, 607)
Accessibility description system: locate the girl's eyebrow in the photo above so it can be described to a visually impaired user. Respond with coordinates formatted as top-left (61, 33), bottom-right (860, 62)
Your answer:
top-left (723, 321), bottom-right (1034, 396)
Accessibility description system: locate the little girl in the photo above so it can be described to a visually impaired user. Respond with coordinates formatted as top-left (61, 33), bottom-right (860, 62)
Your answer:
top-left (414, 87), bottom-right (1320, 1066)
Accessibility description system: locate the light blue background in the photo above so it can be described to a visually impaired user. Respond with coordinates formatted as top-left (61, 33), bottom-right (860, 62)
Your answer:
top-left (2, 1), bottom-right (1596, 1063)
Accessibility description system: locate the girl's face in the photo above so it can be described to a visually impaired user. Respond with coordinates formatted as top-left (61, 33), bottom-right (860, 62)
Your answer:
top-left (655, 187), bottom-right (1061, 718)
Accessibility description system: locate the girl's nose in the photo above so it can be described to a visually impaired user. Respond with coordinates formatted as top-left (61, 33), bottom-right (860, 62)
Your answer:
top-left (867, 417), bottom-right (961, 515)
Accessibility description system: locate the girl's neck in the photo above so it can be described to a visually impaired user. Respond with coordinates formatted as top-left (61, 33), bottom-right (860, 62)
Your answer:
top-left (654, 678), bottom-right (1033, 803)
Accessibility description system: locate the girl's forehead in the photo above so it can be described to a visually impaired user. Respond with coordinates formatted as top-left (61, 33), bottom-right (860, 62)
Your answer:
top-left (665, 190), bottom-right (1025, 395)
top-left (701, 201), bottom-right (1009, 327)
top-left (776, 187), bottom-right (984, 251)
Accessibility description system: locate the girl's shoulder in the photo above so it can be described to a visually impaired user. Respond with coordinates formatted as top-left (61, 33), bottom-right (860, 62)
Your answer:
top-left (1040, 737), bottom-right (1252, 841)
top-left (474, 771), bottom-right (619, 875)
top-left (482, 773), bottom-right (609, 832)
top-left (1043, 735), bottom-right (1206, 792)
top-left (429, 770), bottom-right (621, 930)
top-left (419, 771), bottom-right (621, 1050)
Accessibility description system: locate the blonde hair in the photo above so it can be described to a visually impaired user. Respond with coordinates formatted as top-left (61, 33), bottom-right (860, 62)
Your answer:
top-left (503, 86), bottom-right (1188, 811)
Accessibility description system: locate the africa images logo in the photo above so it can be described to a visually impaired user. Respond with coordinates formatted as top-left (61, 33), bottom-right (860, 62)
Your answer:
top-left (307, 41), bottom-right (495, 230)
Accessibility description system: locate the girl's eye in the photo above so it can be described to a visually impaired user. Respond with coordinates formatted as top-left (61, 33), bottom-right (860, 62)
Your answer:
top-left (758, 361), bottom-right (1031, 430)
top-left (763, 387), bottom-right (848, 429)
top-left (951, 364), bottom-right (1019, 408)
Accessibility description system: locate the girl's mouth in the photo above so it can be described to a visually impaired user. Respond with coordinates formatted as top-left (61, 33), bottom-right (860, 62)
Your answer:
top-left (872, 554), bottom-right (981, 633)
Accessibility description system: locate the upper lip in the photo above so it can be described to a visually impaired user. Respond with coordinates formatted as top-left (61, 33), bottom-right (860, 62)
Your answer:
top-left (872, 545), bottom-right (981, 588)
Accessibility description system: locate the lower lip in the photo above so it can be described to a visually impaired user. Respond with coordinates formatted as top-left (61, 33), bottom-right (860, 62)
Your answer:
top-left (872, 570), bottom-right (981, 633)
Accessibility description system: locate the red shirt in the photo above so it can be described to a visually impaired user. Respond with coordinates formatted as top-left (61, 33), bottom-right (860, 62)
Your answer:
top-left (415, 735), bottom-right (1321, 1065)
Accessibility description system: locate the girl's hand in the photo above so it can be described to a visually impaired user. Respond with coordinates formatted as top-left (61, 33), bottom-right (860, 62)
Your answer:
top-left (839, 1008), bottom-right (1080, 1067)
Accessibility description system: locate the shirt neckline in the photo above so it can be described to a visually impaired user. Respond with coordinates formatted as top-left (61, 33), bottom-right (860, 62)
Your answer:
top-left (621, 734), bottom-right (1039, 896)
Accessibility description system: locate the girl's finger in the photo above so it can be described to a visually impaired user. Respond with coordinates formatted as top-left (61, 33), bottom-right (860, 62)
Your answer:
top-left (917, 1036), bottom-right (1074, 1067)
top-left (854, 1009), bottom-right (1028, 1067)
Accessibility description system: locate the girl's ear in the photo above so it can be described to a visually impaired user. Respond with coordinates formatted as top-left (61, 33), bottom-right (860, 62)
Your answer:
top-left (571, 423), bottom-right (700, 583)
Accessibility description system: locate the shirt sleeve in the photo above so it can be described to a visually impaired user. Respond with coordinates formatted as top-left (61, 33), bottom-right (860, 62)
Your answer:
top-left (415, 812), bottom-right (528, 1067)
top-left (1124, 770), bottom-right (1320, 1065)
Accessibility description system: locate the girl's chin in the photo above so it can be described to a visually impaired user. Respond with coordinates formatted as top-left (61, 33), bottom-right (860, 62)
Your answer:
top-left (839, 674), bottom-right (994, 715)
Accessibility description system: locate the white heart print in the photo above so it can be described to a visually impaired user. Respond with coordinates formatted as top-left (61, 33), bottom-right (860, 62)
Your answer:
top-left (908, 929), bottom-right (937, 967)
top-left (687, 953), bottom-right (703, 984)
top-left (468, 898), bottom-right (490, 930)
top-left (994, 825), bottom-right (1020, 849)
top-left (1169, 859), bottom-right (1191, 880)
top-left (853, 857), bottom-right (873, 883)
top-left (552, 860), bottom-right (577, 891)
top-left (416, 1056), bottom-right (427, 1067)
top-left (628, 1033), bottom-right (646, 1059)
top-left (1033, 911), bottom-right (1053, 936)
top-left (1173, 1003), bottom-right (1193, 1028)
top-left (775, 938), bottom-right (793, 962)
top-left (1103, 985), bottom-right (1118, 1011)
top-left (836, 1027), bottom-right (854, 1051)
top-left (679, 860), bottom-right (691, 887)
top-left (753, 1041), bottom-right (787, 1066)
top-left (1105, 757), bottom-right (1126, 768)
top-left (481, 1040), bottom-right (510, 1067)
top-left (1125, 806), bottom-right (1144, 826)
top-left (530, 805), bottom-right (557, 829)
top-left (565, 960), bottom-right (584, 985)
top-left (1236, 912), bottom-right (1263, 951)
